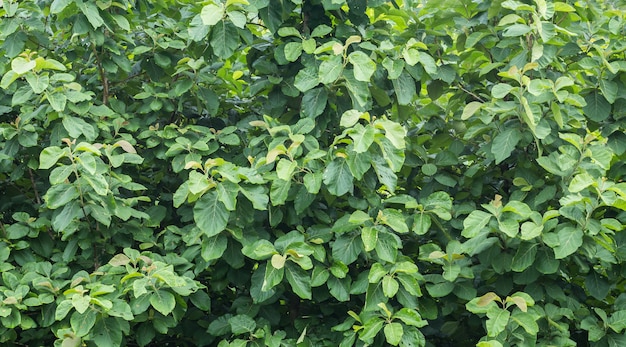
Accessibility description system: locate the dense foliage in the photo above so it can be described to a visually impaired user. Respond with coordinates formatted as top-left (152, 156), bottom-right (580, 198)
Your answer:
top-left (1, 0), bottom-right (626, 346)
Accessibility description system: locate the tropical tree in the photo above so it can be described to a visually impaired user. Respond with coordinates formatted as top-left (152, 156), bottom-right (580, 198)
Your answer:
top-left (1, 0), bottom-right (626, 346)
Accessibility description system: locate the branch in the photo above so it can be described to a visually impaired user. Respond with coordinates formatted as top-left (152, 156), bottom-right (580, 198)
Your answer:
top-left (28, 168), bottom-right (41, 205)
top-left (92, 45), bottom-right (109, 105)
top-left (456, 83), bottom-right (486, 103)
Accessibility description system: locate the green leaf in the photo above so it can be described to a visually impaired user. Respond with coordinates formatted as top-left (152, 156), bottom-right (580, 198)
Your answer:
top-left (491, 128), bottom-right (522, 164)
top-left (486, 308), bottom-right (510, 337)
top-left (413, 213), bottom-right (431, 235)
top-left (417, 51), bottom-right (437, 76)
top-left (348, 51), bottom-right (376, 82)
top-left (294, 66), bottom-right (320, 92)
top-left (301, 87), bottom-right (328, 118)
top-left (201, 234), bottom-right (228, 261)
top-left (270, 177), bottom-right (291, 205)
top-left (229, 314), bottom-right (256, 335)
top-left (319, 55), bottom-right (344, 84)
top-left (332, 233), bottom-right (362, 265)
top-left (583, 91), bottom-right (611, 122)
top-left (361, 226), bottom-right (378, 252)
top-left (62, 116), bottom-right (96, 141)
top-left (502, 24), bottom-right (531, 37)
top-left (50, 0), bottom-right (72, 13)
top-left (462, 101), bottom-right (483, 120)
top-left (262, 260), bottom-right (284, 291)
top-left (70, 309), bottom-right (97, 337)
top-left (382, 57), bottom-right (404, 79)
top-left (92, 318), bottom-right (123, 347)
top-left (285, 263), bottom-right (312, 299)
top-left (240, 185), bottom-right (268, 210)
top-left (344, 68), bottom-right (371, 108)
top-left (376, 118), bottom-right (406, 150)
top-left (339, 110), bottom-right (364, 128)
top-left (194, 191), bottom-right (229, 237)
top-left (375, 231), bottom-right (399, 263)
top-left (328, 276), bottom-right (350, 301)
top-left (462, 210), bottom-right (492, 238)
top-left (45, 183), bottom-right (80, 209)
top-left (40, 146), bottom-right (67, 169)
top-left (393, 308), bottom-right (425, 327)
top-left (585, 271), bottom-right (610, 301)
top-left (11, 57), bottom-right (36, 75)
top-left (384, 322), bottom-right (403, 346)
top-left (608, 310), bottom-right (626, 333)
top-left (150, 290), bottom-right (176, 316)
top-left (189, 290), bottom-right (211, 311)
top-left (211, 22), bottom-right (239, 59)
top-left (201, 4), bottom-right (224, 26)
top-left (392, 71), bottom-right (416, 105)
top-left (46, 91), bottom-right (67, 112)
top-left (25, 73), bottom-right (49, 94)
top-left (379, 209), bottom-right (408, 233)
top-left (216, 181), bottom-right (239, 211)
top-left (510, 311), bottom-right (539, 335)
top-left (511, 242), bottom-right (538, 272)
top-left (323, 158), bottom-right (354, 196)
top-left (242, 239), bottom-right (276, 260)
top-left (78, 2), bottom-right (104, 29)
top-left (599, 79), bottom-right (618, 104)
top-left (349, 124), bottom-right (375, 153)
top-left (569, 172), bottom-right (595, 193)
top-left (359, 317), bottom-right (385, 341)
top-left (372, 156), bottom-right (397, 192)
top-left (188, 171), bottom-right (212, 195)
top-left (382, 275), bottom-right (399, 297)
top-left (553, 226), bottom-right (583, 259)
top-left (284, 42), bottom-right (303, 62)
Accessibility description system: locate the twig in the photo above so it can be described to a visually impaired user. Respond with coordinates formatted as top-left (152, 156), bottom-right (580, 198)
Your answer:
top-left (457, 83), bottom-right (485, 103)
top-left (28, 168), bottom-right (41, 205)
top-left (0, 220), bottom-right (6, 238)
top-left (92, 45), bottom-right (109, 105)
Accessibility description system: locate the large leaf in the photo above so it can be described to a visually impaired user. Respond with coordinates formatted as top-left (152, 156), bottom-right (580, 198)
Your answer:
top-left (486, 308), bottom-right (510, 337)
top-left (323, 158), bottom-right (354, 196)
top-left (92, 318), bottom-right (123, 347)
top-left (210, 22), bottom-right (239, 59)
top-left (349, 124), bottom-right (375, 153)
top-left (511, 242), bottom-right (538, 272)
top-left (150, 290), bottom-right (176, 316)
top-left (319, 55), bottom-right (343, 84)
top-left (553, 226), bottom-right (583, 259)
top-left (583, 90), bottom-right (611, 122)
top-left (194, 191), bottom-right (229, 237)
top-left (384, 322), bottom-right (403, 346)
top-left (229, 314), bottom-right (256, 335)
top-left (491, 128), bottom-right (521, 164)
top-left (201, 4), bottom-right (224, 26)
top-left (285, 263), bottom-right (312, 299)
top-left (348, 51), bottom-right (376, 82)
top-left (392, 71), bottom-right (416, 105)
top-left (201, 234), bottom-right (228, 261)
top-left (301, 87), bottom-right (328, 118)
top-left (462, 210), bottom-right (492, 238)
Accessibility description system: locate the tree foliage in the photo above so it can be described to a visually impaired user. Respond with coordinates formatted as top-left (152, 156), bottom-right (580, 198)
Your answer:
top-left (1, 0), bottom-right (626, 346)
